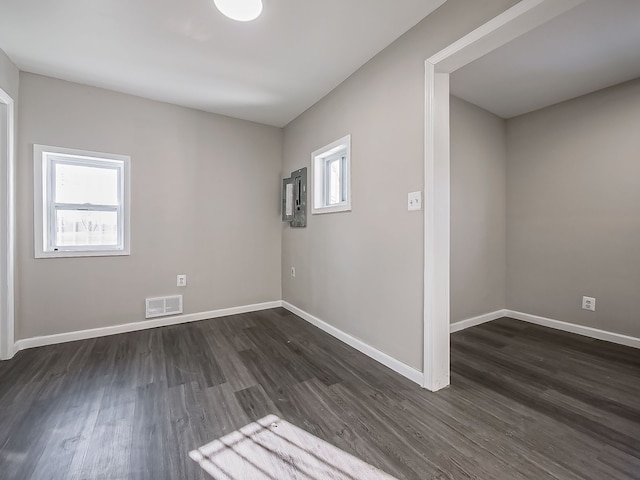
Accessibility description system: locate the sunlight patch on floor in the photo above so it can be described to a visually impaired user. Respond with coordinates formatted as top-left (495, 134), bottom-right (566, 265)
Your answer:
top-left (190, 414), bottom-right (398, 480)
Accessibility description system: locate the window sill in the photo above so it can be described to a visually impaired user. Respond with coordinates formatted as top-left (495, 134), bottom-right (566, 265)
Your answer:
top-left (311, 204), bottom-right (352, 215)
top-left (35, 249), bottom-right (130, 259)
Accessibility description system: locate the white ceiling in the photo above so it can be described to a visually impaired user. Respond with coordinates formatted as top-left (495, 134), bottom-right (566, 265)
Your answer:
top-left (0, 0), bottom-right (445, 127)
top-left (451, 0), bottom-right (640, 119)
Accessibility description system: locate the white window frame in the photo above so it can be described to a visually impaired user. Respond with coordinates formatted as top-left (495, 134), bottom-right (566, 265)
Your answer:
top-left (33, 144), bottom-right (131, 258)
top-left (311, 134), bottom-right (351, 214)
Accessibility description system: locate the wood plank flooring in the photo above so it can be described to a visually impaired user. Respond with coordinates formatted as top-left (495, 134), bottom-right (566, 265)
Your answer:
top-left (0, 309), bottom-right (638, 479)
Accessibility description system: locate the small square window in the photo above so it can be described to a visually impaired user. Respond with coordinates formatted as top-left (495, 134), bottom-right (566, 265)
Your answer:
top-left (33, 144), bottom-right (131, 258)
top-left (311, 135), bottom-right (351, 214)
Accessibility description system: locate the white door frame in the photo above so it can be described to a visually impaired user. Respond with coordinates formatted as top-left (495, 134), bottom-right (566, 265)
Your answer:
top-left (0, 86), bottom-right (15, 360)
top-left (422, 0), bottom-right (585, 391)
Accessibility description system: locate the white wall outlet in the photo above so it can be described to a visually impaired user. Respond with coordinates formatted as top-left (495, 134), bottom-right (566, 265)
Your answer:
top-left (291, 267), bottom-right (296, 278)
top-left (177, 274), bottom-right (187, 287)
top-left (408, 191), bottom-right (422, 211)
top-left (582, 296), bottom-right (595, 311)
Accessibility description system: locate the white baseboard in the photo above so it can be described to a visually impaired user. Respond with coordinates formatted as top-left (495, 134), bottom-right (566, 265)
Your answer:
top-left (449, 308), bottom-right (640, 349)
top-left (13, 300), bottom-right (637, 382)
top-left (281, 301), bottom-right (424, 385)
top-left (450, 309), bottom-right (508, 333)
top-left (505, 310), bottom-right (640, 349)
top-left (14, 300), bottom-right (283, 353)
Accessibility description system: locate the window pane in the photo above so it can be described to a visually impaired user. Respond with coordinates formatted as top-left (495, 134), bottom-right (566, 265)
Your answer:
top-left (328, 158), bottom-right (342, 205)
top-left (55, 210), bottom-right (118, 247)
top-left (55, 163), bottom-right (119, 205)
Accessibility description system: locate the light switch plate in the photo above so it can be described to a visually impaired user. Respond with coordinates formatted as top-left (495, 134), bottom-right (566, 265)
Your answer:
top-left (408, 191), bottom-right (422, 211)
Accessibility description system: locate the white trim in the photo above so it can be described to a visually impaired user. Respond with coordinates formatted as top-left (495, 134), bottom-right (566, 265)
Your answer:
top-left (311, 134), bottom-right (352, 215)
top-left (422, 0), bottom-right (585, 392)
top-left (33, 144), bottom-right (132, 258)
top-left (429, 0), bottom-right (584, 73)
top-left (449, 308), bottom-right (640, 349)
top-left (450, 310), bottom-right (508, 334)
top-left (505, 310), bottom-right (640, 350)
top-left (14, 301), bottom-right (282, 353)
top-left (423, 65), bottom-right (450, 392)
top-left (0, 88), bottom-right (15, 361)
top-left (282, 301), bottom-right (423, 385)
top-left (14, 299), bottom-right (424, 385)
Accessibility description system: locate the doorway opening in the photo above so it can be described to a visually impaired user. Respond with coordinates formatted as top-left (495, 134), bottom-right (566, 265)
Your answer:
top-left (421, 0), bottom-right (585, 391)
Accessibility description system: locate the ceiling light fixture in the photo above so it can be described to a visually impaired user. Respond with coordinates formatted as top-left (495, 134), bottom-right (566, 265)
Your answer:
top-left (214, 0), bottom-right (263, 22)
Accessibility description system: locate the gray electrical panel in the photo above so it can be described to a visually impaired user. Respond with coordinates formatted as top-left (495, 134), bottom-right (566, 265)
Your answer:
top-left (282, 167), bottom-right (307, 228)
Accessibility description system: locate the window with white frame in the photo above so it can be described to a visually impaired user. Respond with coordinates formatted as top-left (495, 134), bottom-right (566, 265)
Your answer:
top-left (311, 135), bottom-right (351, 214)
top-left (34, 144), bottom-right (130, 258)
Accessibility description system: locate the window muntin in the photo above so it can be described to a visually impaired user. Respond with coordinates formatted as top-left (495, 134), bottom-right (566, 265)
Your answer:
top-left (34, 145), bottom-right (130, 258)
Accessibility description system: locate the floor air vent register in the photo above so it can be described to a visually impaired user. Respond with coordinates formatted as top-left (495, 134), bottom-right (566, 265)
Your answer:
top-left (145, 295), bottom-right (183, 318)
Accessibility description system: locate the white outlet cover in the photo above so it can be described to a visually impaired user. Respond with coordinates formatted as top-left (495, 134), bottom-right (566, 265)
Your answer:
top-left (582, 296), bottom-right (595, 311)
top-left (177, 274), bottom-right (187, 287)
top-left (408, 191), bottom-right (422, 211)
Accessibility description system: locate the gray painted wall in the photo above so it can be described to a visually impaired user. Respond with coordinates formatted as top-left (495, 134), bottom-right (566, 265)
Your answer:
top-left (282, 0), bottom-right (518, 370)
top-left (506, 78), bottom-right (640, 337)
top-left (450, 96), bottom-right (507, 323)
top-left (17, 73), bottom-right (283, 340)
top-left (0, 48), bottom-right (19, 100)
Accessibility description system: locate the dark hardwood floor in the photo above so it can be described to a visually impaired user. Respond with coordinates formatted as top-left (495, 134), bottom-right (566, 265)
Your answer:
top-left (0, 309), bottom-right (638, 479)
